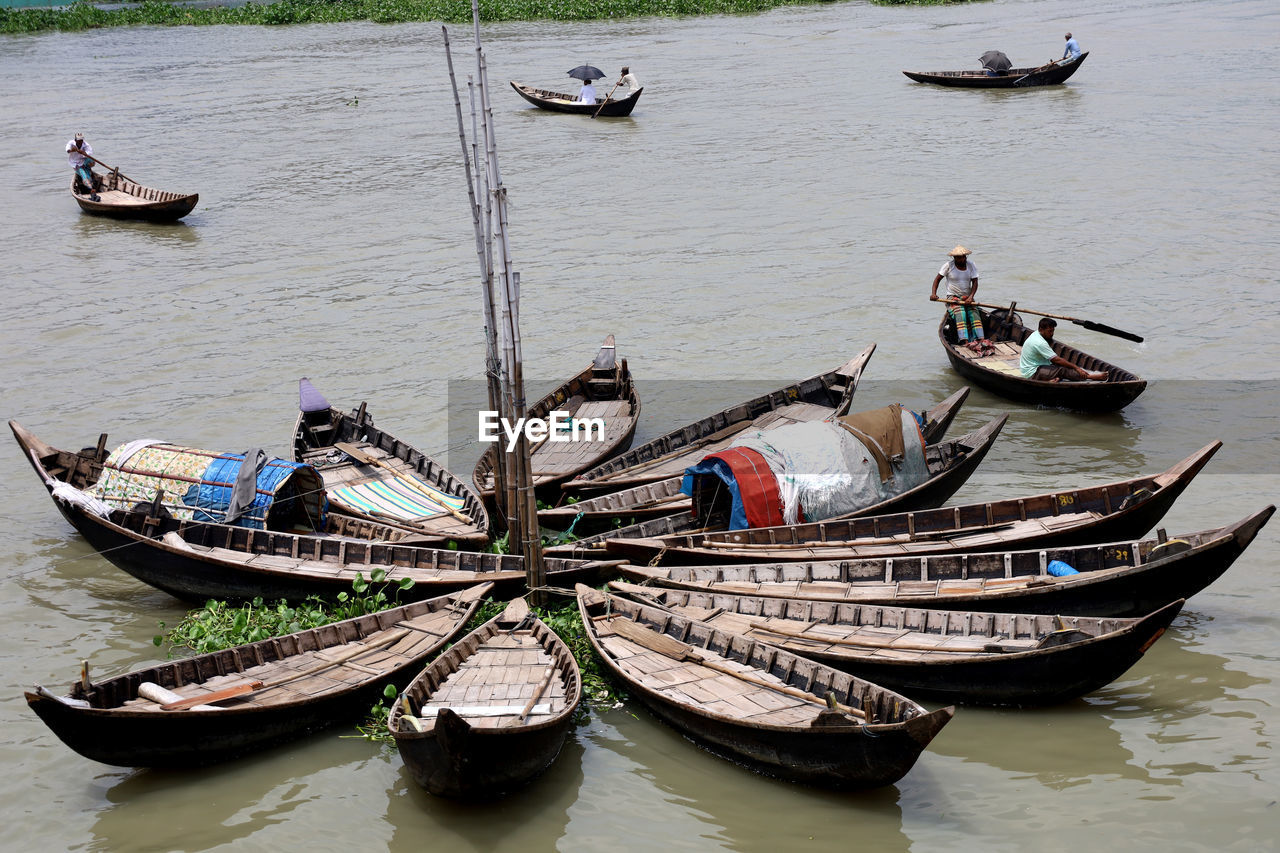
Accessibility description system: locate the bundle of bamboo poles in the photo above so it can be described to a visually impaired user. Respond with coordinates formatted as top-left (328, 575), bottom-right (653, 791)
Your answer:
top-left (444, 8), bottom-right (547, 603)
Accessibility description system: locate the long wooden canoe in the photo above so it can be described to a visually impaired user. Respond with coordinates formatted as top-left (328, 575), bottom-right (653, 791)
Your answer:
top-left (510, 81), bottom-right (643, 117)
top-left (473, 335), bottom-right (640, 498)
top-left (613, 507), bottom-right (1272, 617)
top-left (292, 379), bottom-right (490, 547)
top-left (903, 52), bottom-right (1088, 88)
top-left (940, 307), bottom-right (1145, 412)
top-left (610, 582), bottom-right (1184, 706)
top-left (71, 171), bottom-right (198, 222)
top-left (595, 441), bottom-right (1222, 564)
top-left (562, 344), bottom-right (876, 495)
top-left (10, 420), bottom-right (618, 603)
top-left (577, 585), bottom-right (953, 789)
top-left (390, 598), bottom-right (580, 797)
top-left (540, 386), bottom-right (970, 534)
top-left (25, 584), bottom-right (490, 767)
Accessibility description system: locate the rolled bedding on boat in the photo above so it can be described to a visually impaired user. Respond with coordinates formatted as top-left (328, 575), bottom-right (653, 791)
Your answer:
top-left (682, 405), bottom-right (928, 528)
top-left (86, 441), bottom-right (327, 530)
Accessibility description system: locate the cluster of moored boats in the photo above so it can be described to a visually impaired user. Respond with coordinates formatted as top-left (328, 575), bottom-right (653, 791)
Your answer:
top-left (18, 325), bottom-right (1273, 795)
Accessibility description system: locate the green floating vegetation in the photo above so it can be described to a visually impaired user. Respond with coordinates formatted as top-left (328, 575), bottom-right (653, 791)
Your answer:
top-left (155, 575), bottom-right (620, 745)
top-left (1, 0), bottom-right (972, 35)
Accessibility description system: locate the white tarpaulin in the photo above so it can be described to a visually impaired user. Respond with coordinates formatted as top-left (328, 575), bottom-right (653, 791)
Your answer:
top-left (730, 407), bottom-right (928, 524)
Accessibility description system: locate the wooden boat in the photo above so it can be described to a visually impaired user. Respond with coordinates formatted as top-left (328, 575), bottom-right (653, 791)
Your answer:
top-left (537, 384), bottom-right (967, 532)
top-left (473, 335), bottom-right (640, 497)
top-left (595, 441), bottom-right (1222, 564)
top-left (540, 386), bottom-right (970, 534)
top-left (390, 598), bottom-right (580, 797)
top-left (10, 420), bottom-right (618, 603)
top-left (292, 379), bottom-right (489, 547)
top-left (576, 585), bottom-right (953, 789)
top-left (24, 584), bottom-right (490, 768)
top-left (562, 344), bottom-right (876, 495)
top-left (71, 169), bottom-right (198, 222)
top-left (939, 306), bottom-right (1145, 412)
top-left (510, 81), bottom-right (643, 117)
top-left (613, 507), bottom-right (1272, 618)
top-left (903, 52), bottom-right (1088, 88)
top-left (610, 582), bottom-right (1185, 706)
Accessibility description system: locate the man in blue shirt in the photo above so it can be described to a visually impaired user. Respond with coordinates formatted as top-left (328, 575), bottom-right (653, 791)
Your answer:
top-left (1020, 318), bottom-right (1108, 381)
top-left (1063, 33), bottom-right (1082, 61)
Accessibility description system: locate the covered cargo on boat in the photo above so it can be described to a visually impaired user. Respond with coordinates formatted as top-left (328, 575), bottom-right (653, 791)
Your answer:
top-left (682, 405), bottom-right (928, 529)
top-left (86, 440), bottom-right (326, 531)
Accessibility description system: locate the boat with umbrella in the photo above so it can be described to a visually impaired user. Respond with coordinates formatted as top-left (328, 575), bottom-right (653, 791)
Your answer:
top-left (904, 52), bottom-right (1088, 88)
top-left (510, 64), bottom-right (642, 117)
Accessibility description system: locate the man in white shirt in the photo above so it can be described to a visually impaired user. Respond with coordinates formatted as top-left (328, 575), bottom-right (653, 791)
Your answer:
top-left (930, 245), bottom-right (982, 340)
top-left (66, 132), bottom-right (100, 201)
top-left (579, 80), bottom-right (597, 104)
top-left (618, 66), bottom-right (640, 92)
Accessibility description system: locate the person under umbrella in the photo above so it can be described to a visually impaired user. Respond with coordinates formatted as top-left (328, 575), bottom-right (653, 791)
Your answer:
top-left (979, 50), bottom-right (1012, 77)
top-left (567, 64), bottom-right (604, 104)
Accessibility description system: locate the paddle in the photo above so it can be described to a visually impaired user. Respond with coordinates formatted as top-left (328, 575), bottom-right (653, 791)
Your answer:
top-left (591, 80), bottom-right (622, 118)
top-left (962, 300), bottom-right (1144, 343)
top-left (335, 441), bottom-right (473, 524)
top-left (77, 152), bottom-right (135, 184)
top-left (1012, 61), bottom-right (1053, 86)
top-left (607, 615), bottom-right (867, 720)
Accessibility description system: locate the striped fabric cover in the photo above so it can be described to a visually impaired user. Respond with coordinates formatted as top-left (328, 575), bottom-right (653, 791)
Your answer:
top-left (329, 477), bottom-right (464, 522)
top-left (948, 305), bottom-right (985, 341)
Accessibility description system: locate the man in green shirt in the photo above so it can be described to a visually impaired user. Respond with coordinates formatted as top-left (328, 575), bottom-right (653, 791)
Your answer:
top-left (1019, 318), bottom-right (1108, 381)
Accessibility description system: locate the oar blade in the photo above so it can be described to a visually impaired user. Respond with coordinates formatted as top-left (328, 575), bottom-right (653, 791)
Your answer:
top-left (1072, 319), bottom-right (1144, 343)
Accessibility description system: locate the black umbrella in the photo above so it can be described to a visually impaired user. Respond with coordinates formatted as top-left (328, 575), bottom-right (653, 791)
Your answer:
top-left (567, 65), bottom-right (606, 81)
top-left (979, 50), bottom-right (1012, 74)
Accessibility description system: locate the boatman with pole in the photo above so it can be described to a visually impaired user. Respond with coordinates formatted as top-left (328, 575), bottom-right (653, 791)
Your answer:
top-left (66, 132), bottom-right (100, 201)
top-left (1062, 32), bottom-right (1082, 61)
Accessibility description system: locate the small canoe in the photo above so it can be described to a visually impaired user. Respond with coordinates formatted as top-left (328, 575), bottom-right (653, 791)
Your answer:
top-left (903, 52), bottom-right (1088, 89)
top-left (594, 441), bottom-right (1222, 564)
top-left (577, 585), bottom-right (954, 789)
top-left (539, 385), bottom-right (969, 534)
top-left (510, 81), bottom-right (643, 117)
top-left (610, 582), bottom-right (1185, 706)
top-left (10, 420), bottom-right (618, 603)
top-left (71, 170), bottom-right (198, 222)
top-left (293, 379), bottom-right (490, 547)
top-left (563, 344), bottom-right (876, 495)
top-left (940, 307), bottom-right (1145, 412)
top-left (613, 507), bottom-right (1273, 618)
top-left (390, 598), bottom-right (581, 798)
top-left (25, 584), bottom-right (490, 767)
top-left (473, 335), bottom-right (640, 497)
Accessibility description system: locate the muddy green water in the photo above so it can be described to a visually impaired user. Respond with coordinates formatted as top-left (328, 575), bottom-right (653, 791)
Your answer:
top-left (1, 0), bottom-right (1277, 849)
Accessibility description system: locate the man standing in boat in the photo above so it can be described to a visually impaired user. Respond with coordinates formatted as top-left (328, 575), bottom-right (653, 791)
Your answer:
top-left (617, 66), bottom-right (640, 93)
top-left (1062, 32), bottom-right (1082, 62)
top-left (1020, 318), bottom-right (1108, 382)
top-left (66, 132), bottom-right (100, 202)
top-left (930, 246), bottom-right (983, 341)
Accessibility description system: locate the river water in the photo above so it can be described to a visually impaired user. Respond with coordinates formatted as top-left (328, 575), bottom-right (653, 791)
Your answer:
top-left (2, 0), bottom-right (1278, 849)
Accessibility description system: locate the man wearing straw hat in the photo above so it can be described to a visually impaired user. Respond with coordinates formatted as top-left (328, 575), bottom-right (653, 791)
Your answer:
top-left (66, 132), bottom-right (100, 202)
top-left (930, 245), bottom-right (983, 341)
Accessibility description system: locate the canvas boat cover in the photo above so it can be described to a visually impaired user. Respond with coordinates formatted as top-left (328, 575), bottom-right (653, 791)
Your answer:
top-left (682, 405), bottom-right (928, 529)
top-left (87, 441), bottom-right (327, 531)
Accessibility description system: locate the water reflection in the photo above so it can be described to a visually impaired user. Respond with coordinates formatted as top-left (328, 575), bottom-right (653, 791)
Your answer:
top-left (583, 708), bottom-right (913, 852)
top-left (72, 213), bottom-right (201, 244)
top-left (385, 735), bottom-right (584, 850)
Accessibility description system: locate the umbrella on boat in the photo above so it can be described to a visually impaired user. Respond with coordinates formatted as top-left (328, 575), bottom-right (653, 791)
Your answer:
top-left (979, 51), bottom-right (1012, 74)
top-left (567, 65), bottom-right (606, 81)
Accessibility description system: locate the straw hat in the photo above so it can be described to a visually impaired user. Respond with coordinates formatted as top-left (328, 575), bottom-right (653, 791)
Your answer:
top-left (948, 245), bottom-right (971, 256)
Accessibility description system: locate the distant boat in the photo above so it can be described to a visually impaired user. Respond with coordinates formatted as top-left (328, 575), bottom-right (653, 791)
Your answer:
top-left (510, 81), bottom-right (643, 117)
top-left (71, 170), bottom-right (197, 222)
top-left (903, 52), bottom-right (1088, 88)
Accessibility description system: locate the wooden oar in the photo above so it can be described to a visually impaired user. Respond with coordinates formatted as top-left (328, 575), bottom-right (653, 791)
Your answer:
top-left (518, 664), bottom-right (557, 724)
top-left (77, 152), bottom-right (135, 184)
top-left (747, 621), bottom-right (1031, 654)
top-left (607, 616), bottom-right (867, 719)
top-left (962, 300), bottom-right (1144, 343)
top-left (335, 441), bottom-right (472, 524)
top-left (160, 627), bottom-right (411, 710)
top-left (591, 80), bottom-right (622, 118)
